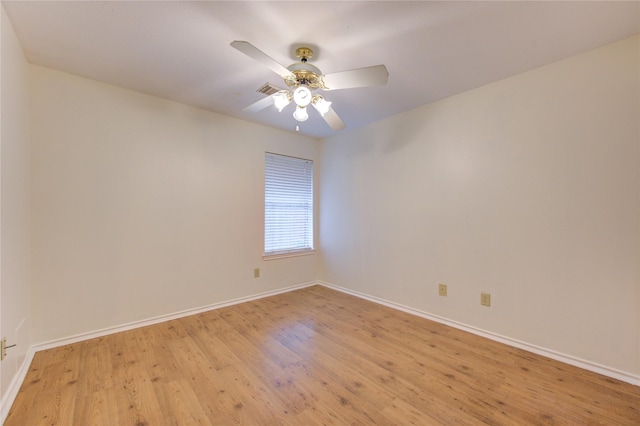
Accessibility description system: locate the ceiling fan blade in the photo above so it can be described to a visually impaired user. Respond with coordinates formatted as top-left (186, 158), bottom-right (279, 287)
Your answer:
top-left (322, 65), bottom-right (389, 91)
top-left (230, 41), bottom-right (295, 79)
top-left (320, 106), bottom-right (346, 131)
top-left (242, 95), bottom-right (275, 113)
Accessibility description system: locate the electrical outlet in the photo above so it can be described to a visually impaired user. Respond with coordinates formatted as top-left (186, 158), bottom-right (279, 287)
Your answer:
top-left (481, 293), bottom-right (491, 307)
top-left (438, 284), bottom-right (447, 297)
top-left (253, 268), bottom-right (260, 278)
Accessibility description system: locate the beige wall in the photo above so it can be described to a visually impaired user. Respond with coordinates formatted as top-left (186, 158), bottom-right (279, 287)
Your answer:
top-left (3, 11), bottom-right (639, 394)
top-left (319, 36), bottom-right (640, 376)
top-left (1, 6), bottom-right (32, 404)
top-left (29, 65), bottom-right (320, 343)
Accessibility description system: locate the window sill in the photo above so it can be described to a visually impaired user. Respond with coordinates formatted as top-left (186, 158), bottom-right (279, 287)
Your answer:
top-left (263, 249), bottom-right (316, 261)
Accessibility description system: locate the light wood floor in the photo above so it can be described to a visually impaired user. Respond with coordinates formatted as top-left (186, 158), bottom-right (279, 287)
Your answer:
top-left (6, 285), bottom-right (640, 425)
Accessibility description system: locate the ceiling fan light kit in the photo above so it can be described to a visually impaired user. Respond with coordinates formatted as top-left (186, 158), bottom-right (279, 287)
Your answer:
top-left (231, 40), bottom-right (389, 132)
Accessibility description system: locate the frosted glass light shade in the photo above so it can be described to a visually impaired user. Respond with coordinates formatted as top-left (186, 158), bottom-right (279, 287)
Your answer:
top-left (313, 97), bottom-right (332, 116)
top-left (293, 106), bottom-right (309, 122)
top-left (293, 86), bottom-right (312, 107)
top-left (273, 92), bottom-right (291, 112)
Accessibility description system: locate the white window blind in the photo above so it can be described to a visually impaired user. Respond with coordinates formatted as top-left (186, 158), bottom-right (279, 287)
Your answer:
top-left (265, 152), bottom-right (314, 256)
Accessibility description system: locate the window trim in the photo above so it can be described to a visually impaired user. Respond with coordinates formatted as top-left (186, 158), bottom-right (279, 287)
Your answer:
top-left (263, 248), bottom-right (316, 261)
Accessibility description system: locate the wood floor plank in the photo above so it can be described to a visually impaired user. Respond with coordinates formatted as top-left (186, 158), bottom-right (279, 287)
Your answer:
top-left (72, 388), bottom-right (119, 426)
top-left (5, 285), bottom-right (640, 425)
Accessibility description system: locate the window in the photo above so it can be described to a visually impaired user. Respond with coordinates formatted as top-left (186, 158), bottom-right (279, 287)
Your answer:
top-left (264, 152), bottom-right (314, 257)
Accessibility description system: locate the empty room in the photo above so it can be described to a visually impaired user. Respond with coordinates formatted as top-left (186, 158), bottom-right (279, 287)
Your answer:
top-left (1, 1), bottom-right (639, 424)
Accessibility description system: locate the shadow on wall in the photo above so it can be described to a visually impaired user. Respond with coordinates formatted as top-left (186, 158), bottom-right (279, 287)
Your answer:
top-left (378, 109), bottom-right (429, 155)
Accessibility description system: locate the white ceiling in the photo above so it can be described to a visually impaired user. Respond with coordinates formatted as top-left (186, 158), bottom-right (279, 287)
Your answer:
top-left (3, 1), bottom-right (639, 138)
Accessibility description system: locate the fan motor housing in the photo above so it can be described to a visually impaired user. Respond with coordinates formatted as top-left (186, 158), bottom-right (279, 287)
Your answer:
top-left (285, 62), bottom-right (323, 89)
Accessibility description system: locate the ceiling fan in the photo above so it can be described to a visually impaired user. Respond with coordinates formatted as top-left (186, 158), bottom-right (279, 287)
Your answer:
top-left (230, 41), bottom-right (389, 131)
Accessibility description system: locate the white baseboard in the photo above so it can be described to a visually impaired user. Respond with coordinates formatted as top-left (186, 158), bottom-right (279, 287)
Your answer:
top-left (34, 281), bottom-right (318, 352)
top-left (318, 281), bottom-right (640, 387)
top-left (1, 281), bottom-right (317, 423)
top-left (1, 347), bottom-right (35, 424)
